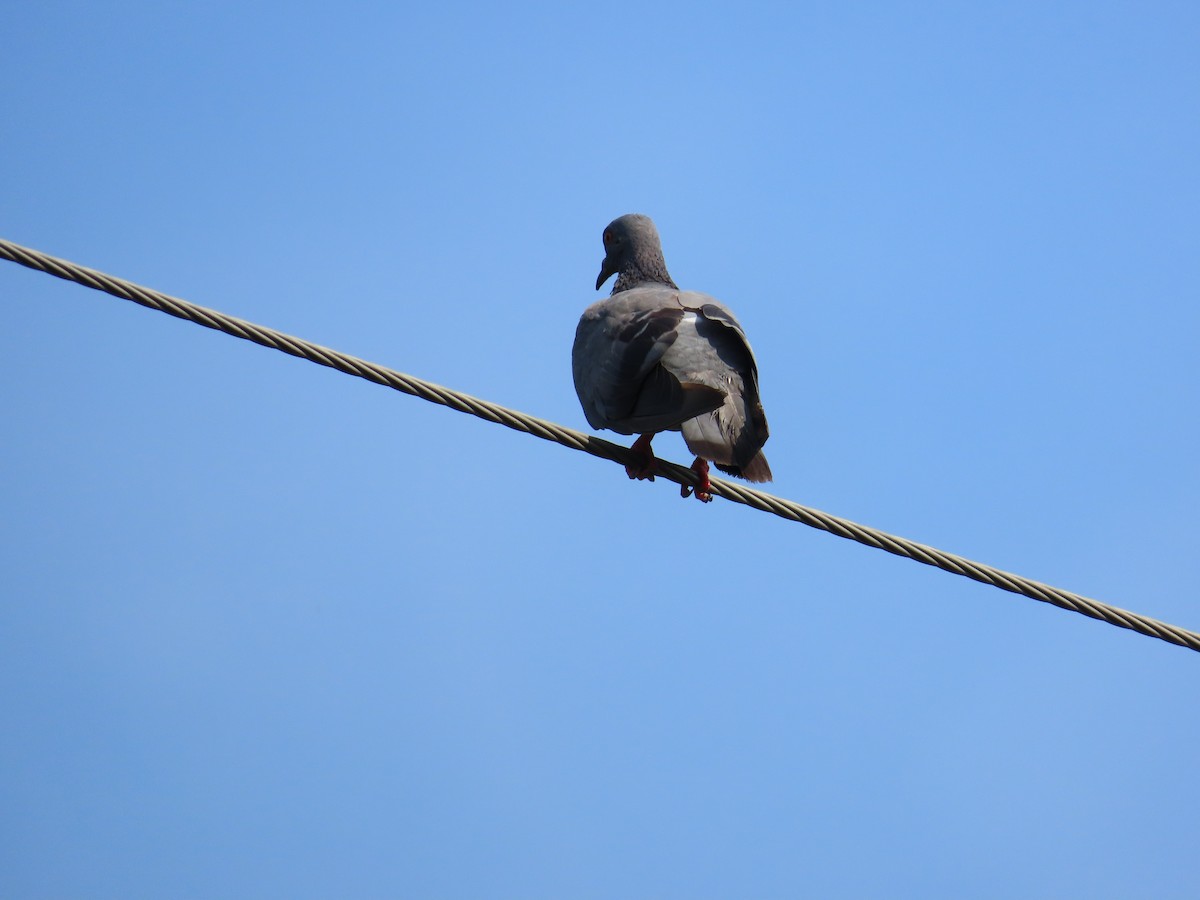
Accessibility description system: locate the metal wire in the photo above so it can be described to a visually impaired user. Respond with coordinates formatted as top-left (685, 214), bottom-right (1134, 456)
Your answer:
top-left (3, 236), bottom-right (1197, 653)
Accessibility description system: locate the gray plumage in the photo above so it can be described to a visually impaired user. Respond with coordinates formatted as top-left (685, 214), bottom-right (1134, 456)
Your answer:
top-left (572, 214), bottom-right (771, 482)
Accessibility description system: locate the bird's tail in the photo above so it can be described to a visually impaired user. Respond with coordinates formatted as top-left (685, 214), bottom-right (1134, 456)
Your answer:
top-left (715, 451), bottom-right (772, 483)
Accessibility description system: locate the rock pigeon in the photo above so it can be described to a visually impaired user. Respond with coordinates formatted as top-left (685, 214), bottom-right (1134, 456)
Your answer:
top-left (572, 213), bottom-right (771, 502)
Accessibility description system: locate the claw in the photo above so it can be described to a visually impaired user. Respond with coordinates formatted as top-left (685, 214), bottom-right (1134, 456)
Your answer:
top-left (681, 457), bottom-right (713, 503)
top-left (624, 433), bottom-right (658, 481)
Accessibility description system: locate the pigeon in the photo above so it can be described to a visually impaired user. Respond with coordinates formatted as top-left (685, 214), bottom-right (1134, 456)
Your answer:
top-left (572, 213), bottom-right (771, 502)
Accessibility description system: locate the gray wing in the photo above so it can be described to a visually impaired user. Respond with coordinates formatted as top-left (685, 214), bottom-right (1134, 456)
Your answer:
top-left (670, 297), bottom-right (772, 481)
top-left (573, 288), bottom-right (726, 435)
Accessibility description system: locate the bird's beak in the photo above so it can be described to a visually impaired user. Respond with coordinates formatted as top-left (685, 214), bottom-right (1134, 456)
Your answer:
top-left (596, 255), bottom-right (615, 291)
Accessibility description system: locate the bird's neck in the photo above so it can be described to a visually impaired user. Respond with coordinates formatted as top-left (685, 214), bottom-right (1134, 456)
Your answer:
top-left (612, 255), bottom-right (678, 294)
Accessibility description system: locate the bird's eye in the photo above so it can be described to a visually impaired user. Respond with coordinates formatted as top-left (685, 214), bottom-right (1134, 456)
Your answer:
top-left (603, 231), bottom-right (612, 245)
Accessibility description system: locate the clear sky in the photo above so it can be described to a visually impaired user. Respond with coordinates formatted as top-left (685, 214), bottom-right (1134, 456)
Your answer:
top-left (3, 2), bottom-right (1198, 897)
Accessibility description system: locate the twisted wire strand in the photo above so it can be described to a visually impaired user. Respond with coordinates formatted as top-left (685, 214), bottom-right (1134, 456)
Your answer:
top-left (2, 237), bottom-right (1196, 653)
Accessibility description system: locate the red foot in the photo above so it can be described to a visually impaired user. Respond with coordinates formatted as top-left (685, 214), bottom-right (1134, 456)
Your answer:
top-left (625, 433), bottom-right (657, 481)
top-left (681, 457), bottom-right (713, 503)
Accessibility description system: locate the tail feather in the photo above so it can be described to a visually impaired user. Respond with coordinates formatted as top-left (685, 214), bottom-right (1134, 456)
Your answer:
top-left (680, 390), bottom-right (772, 483)
top-left (715, 451), bottom-right (772, 483)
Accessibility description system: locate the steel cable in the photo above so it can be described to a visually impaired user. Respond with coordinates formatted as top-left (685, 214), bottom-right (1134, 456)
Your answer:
top-left (2, 237), bottom-right (1196, 653)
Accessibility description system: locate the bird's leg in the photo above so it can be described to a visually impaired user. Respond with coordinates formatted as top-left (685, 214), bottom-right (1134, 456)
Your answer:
top-left (681, 457), bottom-right (713, 503)
top-left (625, 433), bottom-right (658, 481)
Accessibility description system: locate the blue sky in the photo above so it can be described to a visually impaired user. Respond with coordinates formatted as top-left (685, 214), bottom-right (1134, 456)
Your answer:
top-left (3, 2), bottom-right (1198, 897)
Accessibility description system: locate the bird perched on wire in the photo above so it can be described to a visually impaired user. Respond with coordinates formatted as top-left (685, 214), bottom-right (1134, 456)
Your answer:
top-left (572, 213), bottom-right (771, 502)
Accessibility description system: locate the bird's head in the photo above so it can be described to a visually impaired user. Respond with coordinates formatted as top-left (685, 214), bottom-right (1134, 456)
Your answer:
top-left (596, 213), bottom-right (675, 292)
